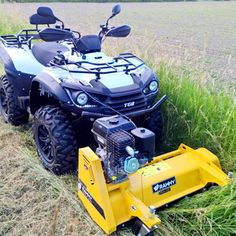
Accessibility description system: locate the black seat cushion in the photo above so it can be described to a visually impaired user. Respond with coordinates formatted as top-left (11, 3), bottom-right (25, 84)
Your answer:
top-left (32, 42), bottom-right (69, 66)
top-left (30, 14), bottom-right (56, 25)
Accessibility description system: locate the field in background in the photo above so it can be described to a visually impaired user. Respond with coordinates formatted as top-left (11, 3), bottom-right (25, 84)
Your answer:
top-left (1, 2), bottom-right (236, 93)
top-left (0, 2), bottom-right (235, 236)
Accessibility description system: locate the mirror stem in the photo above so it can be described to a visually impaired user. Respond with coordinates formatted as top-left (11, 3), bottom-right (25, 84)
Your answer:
top-left (105, 18), bottom-right (110, 28)
top-left (106, 15), bottom-right (114, 28)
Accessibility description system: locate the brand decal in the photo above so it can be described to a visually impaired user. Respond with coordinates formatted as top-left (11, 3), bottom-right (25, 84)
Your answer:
top-left (124, 101), bottom-right (135, 108)
top-left (152, 176), bottom-right (176, 194)
top-left (78, 180), bottom-right (105, 218)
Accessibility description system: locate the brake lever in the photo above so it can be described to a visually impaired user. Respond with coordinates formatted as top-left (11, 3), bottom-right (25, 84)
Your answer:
top-left (99, 24), bottom-right (109, 41)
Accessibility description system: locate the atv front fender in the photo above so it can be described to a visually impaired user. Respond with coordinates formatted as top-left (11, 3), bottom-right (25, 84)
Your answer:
top-left (30, 72), bottom-right (70, 114)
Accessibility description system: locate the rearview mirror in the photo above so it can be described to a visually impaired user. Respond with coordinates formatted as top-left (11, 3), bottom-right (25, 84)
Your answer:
top-left (106, 25), bottom-right (131, 38)
top-left (37, 7), bottom-right (55, 18)
top-left (37, 7), bottom-right (65, 29)
top-left (112, 4), bottom-right (121, 17)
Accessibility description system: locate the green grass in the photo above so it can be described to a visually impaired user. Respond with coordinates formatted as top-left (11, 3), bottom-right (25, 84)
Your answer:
top-left (154, 64), bottom-right (236, 236)
top-left (0, 14), bottom-right (25, 35)
top-left (159, 180), bottom-right (236, 236)
top-left (157, 64), bottom-right (236, 171)
top-left (0, 12), bottom-right (235, 236)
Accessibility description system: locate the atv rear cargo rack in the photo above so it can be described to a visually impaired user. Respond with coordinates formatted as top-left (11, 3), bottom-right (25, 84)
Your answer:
top-left (53, 53), bottom-right (145, 78)
top-left (0, 29), bottom-right (39, 49)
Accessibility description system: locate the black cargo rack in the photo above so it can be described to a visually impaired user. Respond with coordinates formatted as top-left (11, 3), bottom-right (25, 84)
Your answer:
top-left (53, 53), bottom-right (145, 79)
top-left (0, 29), bottom-right (40, 49)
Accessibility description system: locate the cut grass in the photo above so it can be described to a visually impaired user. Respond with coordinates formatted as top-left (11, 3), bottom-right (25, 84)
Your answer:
top-left (0, 122), bottom-right (105, 236)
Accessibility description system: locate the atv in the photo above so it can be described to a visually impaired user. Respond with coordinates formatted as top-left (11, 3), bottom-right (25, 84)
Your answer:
top-left (0, 5), bottom-right (167, 174)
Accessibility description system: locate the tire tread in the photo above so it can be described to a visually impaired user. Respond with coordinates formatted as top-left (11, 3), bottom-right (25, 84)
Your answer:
top-left (33, 105), bottom-right (78, 174)
top-left (0, 75), bottom-right (29, 125)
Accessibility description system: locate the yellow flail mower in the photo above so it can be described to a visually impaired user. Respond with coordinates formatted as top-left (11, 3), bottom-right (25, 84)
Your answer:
top-left (78, 116), bottom-right (231, 236)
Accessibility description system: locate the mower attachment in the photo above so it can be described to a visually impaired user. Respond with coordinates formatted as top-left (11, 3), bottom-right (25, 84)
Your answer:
top-left (78, 144), bottom-right (230, 235)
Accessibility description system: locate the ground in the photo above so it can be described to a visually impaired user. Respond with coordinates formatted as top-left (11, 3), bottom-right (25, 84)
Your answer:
top-left (0, 2), bottom-right (235, 236)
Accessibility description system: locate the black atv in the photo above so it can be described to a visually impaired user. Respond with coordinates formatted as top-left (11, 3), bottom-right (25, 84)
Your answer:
top-left (0, 5), bottom-right (167, 174)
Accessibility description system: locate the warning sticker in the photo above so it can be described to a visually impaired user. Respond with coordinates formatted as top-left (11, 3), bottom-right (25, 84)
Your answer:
top-left (138, 162), bottom-right (171, 177)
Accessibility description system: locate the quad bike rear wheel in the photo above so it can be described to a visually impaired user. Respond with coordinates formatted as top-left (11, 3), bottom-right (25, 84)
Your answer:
top-left (0, 75), bottom-right (29, 125)
top-left (33, 105), bottom-right (78, 174)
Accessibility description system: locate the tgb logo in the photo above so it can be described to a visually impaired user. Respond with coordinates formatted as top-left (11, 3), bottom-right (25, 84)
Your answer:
top-left (124, 101), bottom-right (135, 108)
top-left (152, 177), bottom-right (176, 193)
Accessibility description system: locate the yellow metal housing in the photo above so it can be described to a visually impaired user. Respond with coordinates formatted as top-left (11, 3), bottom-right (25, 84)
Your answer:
top-left (78, 144), bottom-right (230, 235)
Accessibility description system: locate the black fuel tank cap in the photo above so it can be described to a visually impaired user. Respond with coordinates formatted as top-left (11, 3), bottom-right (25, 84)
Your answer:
top-left (109, 118), bottom-right (119, 125)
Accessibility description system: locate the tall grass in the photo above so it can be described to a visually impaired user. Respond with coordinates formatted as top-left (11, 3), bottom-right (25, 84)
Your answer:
top-left (151, 64), bottom-right (236, 236)
top-left (0, 14), bottom-right (25, 35)
top-left (157, 64), bottom-right (236, 171)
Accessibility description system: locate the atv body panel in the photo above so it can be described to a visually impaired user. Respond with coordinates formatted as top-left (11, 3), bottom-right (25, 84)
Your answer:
top-left (0, 39), bottom-right (72, 110)
top-left (0, 42), bottom-right (44, 109)
top-left (0, 7), bottom-right (167, 120)
top-left (30, 51), bottom-right (164, 117)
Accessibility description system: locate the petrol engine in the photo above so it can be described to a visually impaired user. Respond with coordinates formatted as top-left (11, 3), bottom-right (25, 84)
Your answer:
top-left (92, 116), bottom-right (156, 182)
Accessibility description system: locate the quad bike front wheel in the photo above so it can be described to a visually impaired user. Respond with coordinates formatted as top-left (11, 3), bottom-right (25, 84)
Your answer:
top-left (33, 105), bottom-right (78, 175)
top-left (0, 75), bottom-right (29, 125)
top-left (143, 109), bottom-right (163, 144)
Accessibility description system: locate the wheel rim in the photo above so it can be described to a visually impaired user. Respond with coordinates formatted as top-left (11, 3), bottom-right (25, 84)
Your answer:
top-left (37, 125), bottom-right (54, 164)
top-left (0, 87), bottom-right (8, 116)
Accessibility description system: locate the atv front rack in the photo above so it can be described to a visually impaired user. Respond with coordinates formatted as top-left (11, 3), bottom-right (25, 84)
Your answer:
top-left (53, 53), bottom-right (145, 77)
top-left (0, 29), bottom-right (40, 48)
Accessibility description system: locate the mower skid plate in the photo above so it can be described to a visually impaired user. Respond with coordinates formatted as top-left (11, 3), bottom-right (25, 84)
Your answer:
top-left (78, 144), bottom-right (230, 235)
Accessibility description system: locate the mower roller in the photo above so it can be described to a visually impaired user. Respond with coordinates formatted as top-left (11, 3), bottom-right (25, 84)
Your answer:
top-left (78, 116), bottom-right (231, 236)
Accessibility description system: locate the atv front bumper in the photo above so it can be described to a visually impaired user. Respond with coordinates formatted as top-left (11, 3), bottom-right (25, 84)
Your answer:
top-left (81, 94), bottom-right (168, 118)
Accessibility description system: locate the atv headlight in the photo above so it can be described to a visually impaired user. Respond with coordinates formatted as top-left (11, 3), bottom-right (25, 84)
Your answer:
top-left (149, 81), bottom-right (158, 92)
top-left (77, 92), bottom-right (88, 106)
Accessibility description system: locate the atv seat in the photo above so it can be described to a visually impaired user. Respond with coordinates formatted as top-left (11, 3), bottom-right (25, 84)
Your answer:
top-left (32, 42), bottom-right (69, 66)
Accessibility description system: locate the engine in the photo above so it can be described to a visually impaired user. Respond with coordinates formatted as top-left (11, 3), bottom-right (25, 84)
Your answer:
top-left (92, 116), bottom-right (155, 183)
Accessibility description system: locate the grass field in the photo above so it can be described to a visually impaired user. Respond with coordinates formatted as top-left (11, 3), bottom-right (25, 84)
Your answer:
top-left (0, 2), bottom-right (236, 236)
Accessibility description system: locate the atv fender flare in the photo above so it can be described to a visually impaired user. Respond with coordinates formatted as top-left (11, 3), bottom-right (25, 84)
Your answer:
top-left (30, 72), bottom-right (70, 114)
top-left (0, 45), bottom-right (33, 103)
top-left (0, 44), bottom-right (17, 79)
